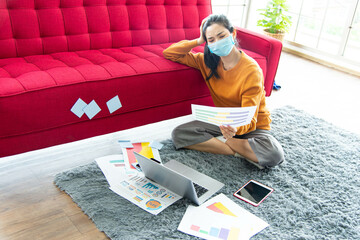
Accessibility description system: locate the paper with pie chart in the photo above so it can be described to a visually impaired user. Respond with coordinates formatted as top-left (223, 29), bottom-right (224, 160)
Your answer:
top-left (110, 174), bottom-right (182, 215)
top-left (191, 104), bottom-right (257, 127)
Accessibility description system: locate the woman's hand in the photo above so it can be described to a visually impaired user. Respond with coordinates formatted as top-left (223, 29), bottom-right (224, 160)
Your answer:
top-left (219, 125), bottom-right (237, 140)
top-left (197, 18), bottom-right (208, 45)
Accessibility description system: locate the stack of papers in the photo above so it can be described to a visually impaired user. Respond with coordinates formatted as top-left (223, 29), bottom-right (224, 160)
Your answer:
top-left (178, 194), bottom-right (269, 240)
top-left (95, 141), bottom-right (181, 215)
top-left (121, 141), bottom-right (162, 176)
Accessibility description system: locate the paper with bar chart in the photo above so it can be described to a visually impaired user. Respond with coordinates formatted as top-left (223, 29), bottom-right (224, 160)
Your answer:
top-left (191, 104), bottom-right (257, 127)
top-left (95, 155), bottom-right (127, 187)
top-left (178, 194), bottom-right (269, 240)
top-left (96, 153), bottom-right (181, 215)
top-left (110, 174), bottom-right (182, 215)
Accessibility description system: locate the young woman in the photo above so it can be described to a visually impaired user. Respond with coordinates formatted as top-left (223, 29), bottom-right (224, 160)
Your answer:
top-left (163, 14), bottom-right (284, 169)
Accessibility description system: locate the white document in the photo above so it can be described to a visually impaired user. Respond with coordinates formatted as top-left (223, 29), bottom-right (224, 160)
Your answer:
top-left (95, 155), bottom-right (127, 187)
top-left (178, 194), bottom-right (269, 240)
top-left (110, 174), bottom-right (182, 215)
top-left (191, 104), bottom-right (257, 127)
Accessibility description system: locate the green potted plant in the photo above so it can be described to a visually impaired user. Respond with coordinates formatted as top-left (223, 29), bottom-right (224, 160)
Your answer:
top-left (257, 0), bottom-right (292, 42)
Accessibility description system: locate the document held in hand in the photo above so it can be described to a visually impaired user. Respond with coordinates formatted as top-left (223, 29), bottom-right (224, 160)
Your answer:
top-left (191, 104), bottom-right (257, 127)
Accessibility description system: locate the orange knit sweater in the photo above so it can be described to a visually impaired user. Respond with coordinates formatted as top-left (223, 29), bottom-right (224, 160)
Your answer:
top-left (163, 39), bottom-right (271, 135)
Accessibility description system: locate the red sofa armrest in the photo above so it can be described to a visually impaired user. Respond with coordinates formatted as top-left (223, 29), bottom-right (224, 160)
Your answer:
top-left (235, 27), bottom-right (283, 97)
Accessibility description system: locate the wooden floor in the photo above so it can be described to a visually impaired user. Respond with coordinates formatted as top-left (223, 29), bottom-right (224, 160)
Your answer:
top-left (0, 52), bottom-right (359, 240)
top-left (0, 166), bottom-right (105, 239)
top-left (0, 147), bottom-right (109, 239)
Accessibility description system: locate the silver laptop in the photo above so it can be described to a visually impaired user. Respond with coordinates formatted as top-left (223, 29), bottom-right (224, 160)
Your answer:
top-left (133, 152), bottom-right (224, 206)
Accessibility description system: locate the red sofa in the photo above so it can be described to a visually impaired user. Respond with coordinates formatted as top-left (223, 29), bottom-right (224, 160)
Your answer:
top-left (0, 0), bottom-right (282, 157)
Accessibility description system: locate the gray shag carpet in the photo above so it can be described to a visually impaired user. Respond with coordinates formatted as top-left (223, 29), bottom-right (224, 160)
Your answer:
top-left (54, 106), bottom-right (360, 240)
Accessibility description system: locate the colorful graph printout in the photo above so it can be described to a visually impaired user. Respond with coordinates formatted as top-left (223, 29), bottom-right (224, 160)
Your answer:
top-left (122, 142), bottom-right (161, 175)
top-left (191, 224), bottom-right (241, 240)
top-left (178, 206), bottom-right (249, 240)
top-left (110, 174), bottom-right (182, 215)
top-left (191, 104), bottom-right (257, 127)
top-left (178, 194), bottom-right (269, 240)
top-left (207, 202), bottom-right (237, 217)
top-left (96, 154), bottom-right (181, 215)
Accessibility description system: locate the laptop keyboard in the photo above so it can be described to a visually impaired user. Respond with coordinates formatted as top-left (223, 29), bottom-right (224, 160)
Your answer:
top-left (193, 182), bottom-right (208, 197)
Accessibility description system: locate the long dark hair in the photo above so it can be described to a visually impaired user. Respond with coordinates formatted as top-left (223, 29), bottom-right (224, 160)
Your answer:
top-left (202, 14), bottom-right (236, 80)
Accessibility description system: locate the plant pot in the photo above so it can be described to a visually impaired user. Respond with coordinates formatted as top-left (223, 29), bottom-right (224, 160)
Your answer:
top-left (263, 29), bottom-right (285, 42)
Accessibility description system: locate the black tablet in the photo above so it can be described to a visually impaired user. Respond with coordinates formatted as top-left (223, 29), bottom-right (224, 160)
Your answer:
top-left (233, 180), bottom-right (274, 207)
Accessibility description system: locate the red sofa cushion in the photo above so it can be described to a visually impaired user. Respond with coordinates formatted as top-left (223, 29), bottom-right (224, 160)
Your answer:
top-left (0, 0), bottom-right (212, 58)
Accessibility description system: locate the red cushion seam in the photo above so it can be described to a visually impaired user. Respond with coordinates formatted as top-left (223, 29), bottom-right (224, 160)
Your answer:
top-left (83, 6), bottom-right (91, 50)
top-left (59, 8), bottom-right (69, 52)
top-left (7, 7), bottom-right (18, 57)
top-left (34, 5), bottom-right (44, 55)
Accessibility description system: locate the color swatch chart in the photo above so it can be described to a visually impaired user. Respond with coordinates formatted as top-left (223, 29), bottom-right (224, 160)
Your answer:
top-left (177, 194), bottom-right (269, 240)
top-left (191, 104), bottom-right (257, 127)
top-left (122, 142), bottom-right (161, 176)
top-left (125, 142), bottom-right (155, 170)
top-left (190, 224), bottom-right (241, 240)
top-left (198, 202), bottom-right (240, 239)
top-left (190, 201), bottom-right (241, 240)
top-left (178, 206), bottom-right (247, 240)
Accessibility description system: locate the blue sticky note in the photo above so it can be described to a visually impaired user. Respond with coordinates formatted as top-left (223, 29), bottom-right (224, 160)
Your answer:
top-left (71, 98), bottom-right (87, 118)
top-left (118, 140), bottom-right (134, 149)
top-left (83, 100), bottom-right (101, 119)
top-left (150, 140), bottom-right (163, 150)
top-left (107, 95), bottom-right (122, 114)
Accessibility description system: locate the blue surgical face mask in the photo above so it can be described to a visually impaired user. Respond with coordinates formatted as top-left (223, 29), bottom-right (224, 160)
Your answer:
top-left (208, 35), bottom-right (235, 57)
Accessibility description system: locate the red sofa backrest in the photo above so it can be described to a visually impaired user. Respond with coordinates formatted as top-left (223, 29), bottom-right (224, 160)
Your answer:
top-left (0, 0), bottom-right (212, 59)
